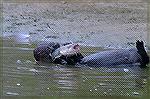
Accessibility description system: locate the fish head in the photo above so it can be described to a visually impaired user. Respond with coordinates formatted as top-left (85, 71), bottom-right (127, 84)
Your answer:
top-left (59, 43), bottom-right (80, 56)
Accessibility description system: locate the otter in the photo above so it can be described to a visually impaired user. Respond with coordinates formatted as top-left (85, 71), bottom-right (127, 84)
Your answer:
top-left (33, 42), bottom-right (83, 65)
top-left (33, 42), bottom-right (60, 62)
top-left (33, 41), bottom-right (149, 68)
top-left (80, 40), bottom-right (149, 68)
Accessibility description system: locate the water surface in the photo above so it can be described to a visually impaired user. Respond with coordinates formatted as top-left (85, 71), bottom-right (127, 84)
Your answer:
top-left (1, 39), bottom-right (149, 99)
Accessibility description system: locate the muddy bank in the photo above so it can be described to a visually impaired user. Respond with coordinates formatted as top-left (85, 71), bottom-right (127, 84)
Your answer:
top-left (2, 3), bottom-right (148, 48)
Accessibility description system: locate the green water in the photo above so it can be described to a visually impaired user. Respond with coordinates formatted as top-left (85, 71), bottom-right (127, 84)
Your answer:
top-left (1, 39), bottom-right (150, 99)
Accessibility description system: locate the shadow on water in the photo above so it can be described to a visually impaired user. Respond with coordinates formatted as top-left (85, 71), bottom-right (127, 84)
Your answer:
top-left (1, 38), bottom-right (149, 98)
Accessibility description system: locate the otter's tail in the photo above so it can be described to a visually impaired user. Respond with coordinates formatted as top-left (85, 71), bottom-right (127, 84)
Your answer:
top-left (136, 40), bottom-right (149, 68)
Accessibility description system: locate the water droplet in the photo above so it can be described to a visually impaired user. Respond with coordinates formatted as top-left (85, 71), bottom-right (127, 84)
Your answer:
top-left (143, 79), bottom-right (147, 84)
top-left (96, 85), bottom-right (99, 87)
top-left (133, 92), bottom-right (139, 95)
top-left (17, 67), bottom-right (21, 70)
top-left (124, 68), bottom-right (129, 72)
top-left (17, 83), bottom-right (20, 86)
top-left (108, 89), bottom-right (112, 91)
top-left (127, 93), bottom-right (130, 96)
top-left (16, 60), bottom-right (22, 64)
top-left (95, 88), bottom-right (97, 91)
top-left (90, 90), bottom-right (92, 92)
top-left (47, 88), bottom-right (49, 90)
top-left (104, 92), bottom-right (107, 94)
top-left (98, 83), bottom-right (106, 86)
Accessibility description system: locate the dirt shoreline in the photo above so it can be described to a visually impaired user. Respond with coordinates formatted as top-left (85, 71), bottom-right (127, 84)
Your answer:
top-left (2, 2), bottom-right (148, 49)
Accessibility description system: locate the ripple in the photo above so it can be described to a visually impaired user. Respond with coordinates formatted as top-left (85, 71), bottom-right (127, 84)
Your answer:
top-left (6, 92), bottom-right (19, 96)
top-left (29, 69), bottom-right (39, 72)
top-left (16, 60), bottom-right (22, 64)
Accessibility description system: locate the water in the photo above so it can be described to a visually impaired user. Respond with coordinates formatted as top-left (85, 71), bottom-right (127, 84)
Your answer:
top-left (1, 38), bottom-right (149, 98)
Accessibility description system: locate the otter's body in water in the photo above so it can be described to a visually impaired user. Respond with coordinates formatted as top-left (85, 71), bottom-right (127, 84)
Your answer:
top-left (80, 41), bottom-right (149, 68)
top-left (80, 48), bottom-right (141, 67)
top-left (33, 41), bottom-right (149, 68)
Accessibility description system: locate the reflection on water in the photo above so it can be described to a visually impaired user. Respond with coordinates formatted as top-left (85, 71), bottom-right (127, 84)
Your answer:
top-left (1, 39), bottom-right (149, 98)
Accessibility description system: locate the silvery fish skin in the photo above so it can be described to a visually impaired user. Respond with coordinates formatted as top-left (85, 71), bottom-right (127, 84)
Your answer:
top-left (80, 48), bottom-right (141, 67)
top-left (51, 43), bottom-right (80, 60)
